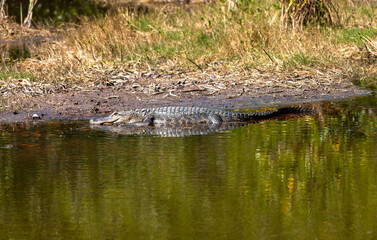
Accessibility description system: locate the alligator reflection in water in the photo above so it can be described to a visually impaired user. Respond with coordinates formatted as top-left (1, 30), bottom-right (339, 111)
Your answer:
top-left (90, 106), bottom-right (314, 136)
top-left (90, 122), bottom-right (250, 137)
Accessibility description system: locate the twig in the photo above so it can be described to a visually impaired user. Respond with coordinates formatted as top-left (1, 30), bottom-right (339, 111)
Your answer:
top-left (152, 91), bottom-right (165, 95)
top-left (187, 57), bottom-right (202, 71)
top-left (108, 95), bottom-right (119, 99)
top-left (261, 47), bottom-right (275, 63)
top-left (253, 66), bottom-right (265, 73)
top-left (168, 90), bottom-right (178, 97)
top-left (227, 88), bottom-right (244, 99)
top-left (182, 88), bottom-right (205, 92)
top-left (74, 55), bottom-right (85, 71)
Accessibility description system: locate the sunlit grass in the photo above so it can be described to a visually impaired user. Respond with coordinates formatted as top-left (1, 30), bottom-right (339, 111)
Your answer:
top-left (2, 0), bottom-right (377, 88)
top-left (284, 53), bottom-right (321, 68)
top-left (325, 27), bottom-right (377, 45)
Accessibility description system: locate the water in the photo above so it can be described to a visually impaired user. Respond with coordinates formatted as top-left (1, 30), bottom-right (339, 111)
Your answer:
top-left (0, 96), bottom-right (376, 239)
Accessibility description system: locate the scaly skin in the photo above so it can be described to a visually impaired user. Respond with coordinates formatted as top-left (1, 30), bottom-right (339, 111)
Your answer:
top-left (90, 106), bottom-right (314, 126)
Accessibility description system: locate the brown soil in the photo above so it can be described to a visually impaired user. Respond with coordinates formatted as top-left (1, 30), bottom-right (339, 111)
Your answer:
top-left (0, 71), bottom-right (371, 122)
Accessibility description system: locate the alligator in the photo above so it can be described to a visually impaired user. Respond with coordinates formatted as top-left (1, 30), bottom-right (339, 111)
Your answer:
top-left (90, 106), bottom-right (314, 127)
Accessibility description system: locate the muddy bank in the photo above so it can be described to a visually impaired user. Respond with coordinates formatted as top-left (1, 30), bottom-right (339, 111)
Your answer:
top-left (0, 71), bottom-right (372, 122)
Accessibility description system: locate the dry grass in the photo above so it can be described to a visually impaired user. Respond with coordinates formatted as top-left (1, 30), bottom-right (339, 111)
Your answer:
top-left (281, 0), bottom-right (340, 30)
top-left (1, 0), bottom-right (377, 88)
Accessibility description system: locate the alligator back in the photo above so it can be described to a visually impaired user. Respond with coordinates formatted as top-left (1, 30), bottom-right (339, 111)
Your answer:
top-left (135, 106), bottom-right (313, 123)
top-left (90, 106), bottom-right (314, 126)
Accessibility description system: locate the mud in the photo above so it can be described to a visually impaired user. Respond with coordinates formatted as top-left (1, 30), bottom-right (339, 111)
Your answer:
top-left (0, 73), bottom-right (372, 123)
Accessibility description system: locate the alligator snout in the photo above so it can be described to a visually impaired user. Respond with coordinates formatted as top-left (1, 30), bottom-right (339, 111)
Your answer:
top-left (90, 116), bottom-right (120, 125)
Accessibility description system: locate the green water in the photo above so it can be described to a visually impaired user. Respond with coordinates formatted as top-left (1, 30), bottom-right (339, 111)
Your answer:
top-left (0, 96), bottom-right (376, 240)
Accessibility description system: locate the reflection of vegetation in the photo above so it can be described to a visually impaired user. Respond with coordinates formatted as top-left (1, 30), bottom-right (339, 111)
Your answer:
top-left (0, 97), bottom-right (376, 239)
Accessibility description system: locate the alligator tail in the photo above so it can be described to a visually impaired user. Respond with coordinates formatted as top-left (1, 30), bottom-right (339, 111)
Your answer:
top-left (249, 107), bottom-right (315, 120)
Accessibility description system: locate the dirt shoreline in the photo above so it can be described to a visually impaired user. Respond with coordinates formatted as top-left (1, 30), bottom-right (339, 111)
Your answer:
top-left (0, 72), bottom-right (372, 123)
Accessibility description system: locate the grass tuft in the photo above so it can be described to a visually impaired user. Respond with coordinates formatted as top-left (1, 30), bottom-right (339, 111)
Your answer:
top-left (0, 67), bottom-right (35, 80)
top-left (281, 0), bottom-right (340, 31)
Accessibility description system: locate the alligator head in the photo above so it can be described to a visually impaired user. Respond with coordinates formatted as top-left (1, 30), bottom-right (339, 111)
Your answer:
top-left (90, 111), bottom-right (151, 125)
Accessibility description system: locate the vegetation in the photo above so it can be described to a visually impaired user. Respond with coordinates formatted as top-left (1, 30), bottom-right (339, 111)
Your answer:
top-left (281, 0), bottom-right (340, 30)
top-left (1, 0), bottom-right (377, 88)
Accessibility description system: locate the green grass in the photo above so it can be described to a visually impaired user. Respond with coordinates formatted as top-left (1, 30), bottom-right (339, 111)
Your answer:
top-left (0, 68), bottom-right (35, 80)
top-left (134, 16), bottom-right (154, 32)
top-left (327, 27), bottom-right (377, 45)
top-left (284, 52), bottom-right (321, 68)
